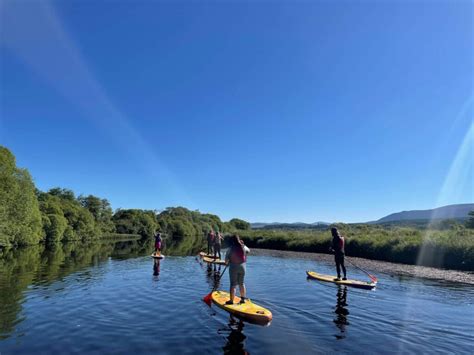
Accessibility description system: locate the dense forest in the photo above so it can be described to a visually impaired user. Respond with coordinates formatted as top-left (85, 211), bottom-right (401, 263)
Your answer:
top-left (0, 146), bottom-right (249, 249)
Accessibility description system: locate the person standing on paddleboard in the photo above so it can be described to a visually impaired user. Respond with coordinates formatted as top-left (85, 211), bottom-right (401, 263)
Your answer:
top-left (225, 235), bottom-right (250, 305)
top-left (214, 232), bottom-right (223, 259)
top-left (154, 232), bottom-right (162, 256)
top-left (330, 227), bottom-right (347, 281)
top-left (207, 229), bottom-right (215, 255)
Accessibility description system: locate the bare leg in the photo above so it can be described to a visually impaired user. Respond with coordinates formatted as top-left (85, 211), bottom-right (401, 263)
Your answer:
top-left (341, 258), bottom-right (347, 278)
top-left (239, 284), bottom-right (246, 299)
top-left (230, 286), bottom-right (236, 303)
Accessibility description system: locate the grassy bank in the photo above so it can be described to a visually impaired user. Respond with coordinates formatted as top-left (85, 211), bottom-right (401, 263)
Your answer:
top-left (236, 225), bottom-right (474, 271)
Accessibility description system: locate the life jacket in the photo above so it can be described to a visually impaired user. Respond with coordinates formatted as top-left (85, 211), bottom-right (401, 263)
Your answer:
top-left (230, 245), bottom-right (246, 264)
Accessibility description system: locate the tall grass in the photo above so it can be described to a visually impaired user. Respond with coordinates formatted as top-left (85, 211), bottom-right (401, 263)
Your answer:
top-left (236, 225), bottom-right (474, 271)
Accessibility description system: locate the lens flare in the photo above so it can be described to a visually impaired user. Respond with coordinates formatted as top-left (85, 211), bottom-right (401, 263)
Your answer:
top-left (1, 0), bottom-right (191, 205)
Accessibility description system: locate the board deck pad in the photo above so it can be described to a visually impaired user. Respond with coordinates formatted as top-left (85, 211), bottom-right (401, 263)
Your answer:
top-left (211, 290), bottom-right (272, 325)
top-left (306, 271), bottom-right (376, 289)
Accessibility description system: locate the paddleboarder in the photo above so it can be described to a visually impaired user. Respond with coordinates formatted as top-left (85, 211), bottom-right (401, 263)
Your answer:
top-left (207, 229), bottom-right (215, 255)
top-left (225, 235), bottom-right (250, 305)
top-left (214, 231), bottom-right (223, 259)
top-left (330, 227), bottom-right (347, 281)
top-left (154, 232), bottom-right (162, 256)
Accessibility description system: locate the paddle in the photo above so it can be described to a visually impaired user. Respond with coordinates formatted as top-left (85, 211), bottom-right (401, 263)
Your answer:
top-left (203, 265), bottom-right (228, 305)
top-left (346, 258), bottom-right (378, 283)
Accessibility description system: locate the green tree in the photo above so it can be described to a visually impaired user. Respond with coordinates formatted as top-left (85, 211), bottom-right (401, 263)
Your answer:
top-left (0, 146), bottom-right (43, 246)
top-left (155, 207), bottom-right (227, 243)
top-left (43, 213), bottom-right (68, 244)
top-left (48, 188), bottom-right (76, 201)
top-left (78, 195), bottom-right (115, 233)
top-left (228, 218), bottom-right (251, 231)
top-left (113, 209), bottom-right (157, 238)
top-left (38, 189), bottom-right (100, 242)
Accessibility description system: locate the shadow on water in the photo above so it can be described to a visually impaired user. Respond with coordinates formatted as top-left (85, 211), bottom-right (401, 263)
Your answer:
top-left (218, 315), bottom-right (248, 355)
top-left (333, 286), bottom-right (350, 339)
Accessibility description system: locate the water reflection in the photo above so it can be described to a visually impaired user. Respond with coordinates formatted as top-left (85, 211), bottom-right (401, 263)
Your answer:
top-left (204, 261), bottom-right (225, 291)
top-left (153, 258), bottom-right (161, 278)
top-left (219, 315), bottom-right (248, 355)
top-left (0, 235), bottom-right (205, 339)
top-left (333, 286), bottom-right (349, 339)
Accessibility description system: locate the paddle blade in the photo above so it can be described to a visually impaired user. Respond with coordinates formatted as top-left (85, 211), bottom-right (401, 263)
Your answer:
top-left (369, 275), bottom-right (378, 283)
top-left (203, 292), bottom-right (213, 306)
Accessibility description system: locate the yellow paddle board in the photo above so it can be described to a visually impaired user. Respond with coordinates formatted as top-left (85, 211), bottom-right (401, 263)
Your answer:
top-left (199, 251), bottom-right (216, 259)
top-left (202, 256), bottom-right (226, 265)
top-left (211, 290), bottom-right (272, 325)
top-left (306, 271), bottom-right (376, 289)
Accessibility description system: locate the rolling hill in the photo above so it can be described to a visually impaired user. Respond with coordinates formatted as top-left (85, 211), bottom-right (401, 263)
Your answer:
top-left (374, 203), bottom-right (473, 223)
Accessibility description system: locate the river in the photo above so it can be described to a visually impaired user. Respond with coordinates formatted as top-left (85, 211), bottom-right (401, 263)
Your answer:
top-left (0, 239), bottom-right (473, 354)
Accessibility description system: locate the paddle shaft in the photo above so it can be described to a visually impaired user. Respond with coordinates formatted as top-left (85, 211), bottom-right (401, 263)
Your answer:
top-left (213, 265), bottom-right (228, 291)
top-left (345, 258), bottom-right (377, 281)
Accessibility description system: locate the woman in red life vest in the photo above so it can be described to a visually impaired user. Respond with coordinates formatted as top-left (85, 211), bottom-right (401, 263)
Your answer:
top-left (154, 232), bottom-right (162, 256)
top-left (330, 227), bottom-right (347, 281)
top-left (224, 235), bottom-right (250, 305)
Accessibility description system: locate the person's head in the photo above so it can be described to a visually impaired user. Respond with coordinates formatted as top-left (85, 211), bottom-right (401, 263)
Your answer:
top-left (331, 227), bottom-right (340, 238)
top-left (229, 234), bottom-right (241, 247)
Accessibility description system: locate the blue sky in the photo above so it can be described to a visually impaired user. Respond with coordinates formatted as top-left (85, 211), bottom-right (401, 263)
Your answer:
top-left (1, 0), bottom-right (472, 223)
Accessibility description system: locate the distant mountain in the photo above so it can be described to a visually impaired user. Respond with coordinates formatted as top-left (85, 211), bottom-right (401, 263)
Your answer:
top-left (374, 204), bottom-right (473, 224)
top-left (251, 204), bottom-right (473, 230)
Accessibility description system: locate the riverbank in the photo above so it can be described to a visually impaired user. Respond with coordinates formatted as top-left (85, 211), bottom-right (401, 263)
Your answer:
top-left (238, 226), bottom-right (474, 271)
top-left (250, 248), bottom-right (474, 285)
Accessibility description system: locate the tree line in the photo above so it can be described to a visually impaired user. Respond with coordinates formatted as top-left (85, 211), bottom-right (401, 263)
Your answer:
top-left (0, 146), bottom-right (250, 248)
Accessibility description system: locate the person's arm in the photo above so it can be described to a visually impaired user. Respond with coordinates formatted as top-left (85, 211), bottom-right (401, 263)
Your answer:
top-left (225, 249), bottom-right (231, 264)
top-left (329, 237), bottom-right (335, 253)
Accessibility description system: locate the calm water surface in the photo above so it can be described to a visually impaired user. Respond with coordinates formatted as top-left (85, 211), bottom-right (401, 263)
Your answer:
top-left (1, 240), bottom-right (473, 354)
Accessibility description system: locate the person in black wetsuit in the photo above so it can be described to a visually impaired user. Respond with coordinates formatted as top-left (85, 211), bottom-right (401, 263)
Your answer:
top-left (330, 227), bottom-right (347, 281)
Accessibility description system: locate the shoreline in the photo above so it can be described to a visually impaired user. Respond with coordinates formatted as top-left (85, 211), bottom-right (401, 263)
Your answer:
top-left (250, 248), bottom-right (474, 285)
